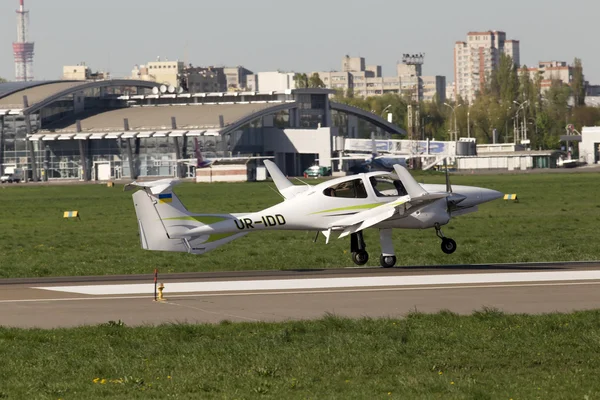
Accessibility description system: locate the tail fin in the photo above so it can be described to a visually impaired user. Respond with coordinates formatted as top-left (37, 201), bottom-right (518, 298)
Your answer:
top-left (263, 160), bottom-right (311, 199)
top-left (125, 179), bottom-right (246, 254)
top-left (194, 139), bottom-right (212, 168)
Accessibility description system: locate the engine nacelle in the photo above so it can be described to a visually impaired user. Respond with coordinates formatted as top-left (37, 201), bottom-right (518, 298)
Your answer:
top-left (410, 201), bottom-right (450, 229)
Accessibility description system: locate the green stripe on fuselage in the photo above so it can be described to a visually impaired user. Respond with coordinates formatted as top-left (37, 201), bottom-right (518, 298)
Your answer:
top-left (311, 203), bottom-right (381, 215)
top-left (163, 216), bottom-right (228, 224)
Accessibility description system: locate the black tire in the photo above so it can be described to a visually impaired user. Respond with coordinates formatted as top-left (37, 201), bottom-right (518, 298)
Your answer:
top-left (352, 251), bottom-right (369, 266)
top-left (379, 254), bottom-right (397, 268)
top-left (441, 238), bottom-right (457, 255)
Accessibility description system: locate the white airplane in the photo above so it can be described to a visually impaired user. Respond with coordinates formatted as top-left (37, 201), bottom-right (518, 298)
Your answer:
top-left (125, 161), bottom-right (503, 268)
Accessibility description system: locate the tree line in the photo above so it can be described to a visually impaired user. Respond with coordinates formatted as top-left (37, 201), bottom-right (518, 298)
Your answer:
top-left (324, 56), bottom-right (600, 149)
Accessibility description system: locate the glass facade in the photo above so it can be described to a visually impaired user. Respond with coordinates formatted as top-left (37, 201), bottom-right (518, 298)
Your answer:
top-left (1, 86), bottom-right (341, 180)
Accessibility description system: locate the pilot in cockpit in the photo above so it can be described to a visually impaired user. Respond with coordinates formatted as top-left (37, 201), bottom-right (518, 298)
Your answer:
top-left (394, 179), bottom-right (408, 196)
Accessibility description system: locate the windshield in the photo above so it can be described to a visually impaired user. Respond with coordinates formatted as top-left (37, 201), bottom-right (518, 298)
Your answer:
top-left (368, 176), bottom-right (408, 197)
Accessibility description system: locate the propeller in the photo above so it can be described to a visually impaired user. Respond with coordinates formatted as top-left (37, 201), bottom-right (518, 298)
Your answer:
top-left (443, 158), bottom-right (466, 216)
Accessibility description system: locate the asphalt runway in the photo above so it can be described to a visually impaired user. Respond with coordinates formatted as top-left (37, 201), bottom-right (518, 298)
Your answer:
top-left (1, 261), bottom-right (600, 329)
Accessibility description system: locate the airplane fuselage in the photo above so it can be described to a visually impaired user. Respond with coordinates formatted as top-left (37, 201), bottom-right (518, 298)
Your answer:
top-left (176, 172), bottom-right (499, 238)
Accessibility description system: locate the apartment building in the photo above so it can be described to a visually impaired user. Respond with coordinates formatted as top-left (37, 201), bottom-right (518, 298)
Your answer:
top-left (520, 61), bottom-right (577, 92)
top-left (454, 31), bottom-right (520, 103)
top-left (316, 56), bottom-right (445, 101)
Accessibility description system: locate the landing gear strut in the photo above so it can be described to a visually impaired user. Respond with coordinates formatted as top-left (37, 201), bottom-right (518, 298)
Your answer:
top-left (435, 223), bottom-right (457, 255)
top-left (350, 231), bottom-right (369, 266)
top-left (378, 228), bottom-right (396, 268)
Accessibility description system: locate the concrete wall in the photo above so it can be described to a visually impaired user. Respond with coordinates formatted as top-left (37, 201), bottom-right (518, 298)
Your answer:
top-left (580, 126), bottom-right (600, 164)
top-left (263, 127), bottom-right (334, 168)
top-left (196, 165), bottom-right (249, 183)
top-left (458, 156), bottom-right (532, 171)
top-left (255, 72), bottom-right (297, 92)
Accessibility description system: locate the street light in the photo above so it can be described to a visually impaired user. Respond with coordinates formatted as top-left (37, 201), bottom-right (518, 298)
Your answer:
top-left (467, 110), bottom-right (470, 138)
top-left (444, 102), bottom-right (461, 141)
top-left (513, 100), bottom-right (529, 143)
top-left (380, 104), bottom-right (392, 120)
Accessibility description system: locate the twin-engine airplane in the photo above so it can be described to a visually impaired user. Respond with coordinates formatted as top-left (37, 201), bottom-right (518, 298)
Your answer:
top-left (126, 161), bottom-right (502, 268)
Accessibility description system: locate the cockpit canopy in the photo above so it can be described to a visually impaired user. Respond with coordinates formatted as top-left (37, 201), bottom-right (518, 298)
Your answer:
top-left (323, 173), bottom-right (408, 199)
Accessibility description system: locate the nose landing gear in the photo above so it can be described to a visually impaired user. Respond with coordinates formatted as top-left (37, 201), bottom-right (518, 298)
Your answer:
top-left (435, 223), bottom-right (457, 255)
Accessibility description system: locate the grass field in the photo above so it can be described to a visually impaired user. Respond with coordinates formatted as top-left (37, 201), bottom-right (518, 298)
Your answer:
top-left (1, 310), bottom-right (600, 399)
top-left (1, 171), bottom-right (599, 278)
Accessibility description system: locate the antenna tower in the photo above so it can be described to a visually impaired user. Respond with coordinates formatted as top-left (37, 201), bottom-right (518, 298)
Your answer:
top-left (13, 0), bottom-right (35, 81)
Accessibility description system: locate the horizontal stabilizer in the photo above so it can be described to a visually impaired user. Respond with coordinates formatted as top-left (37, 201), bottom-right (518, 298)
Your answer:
top-left (124, 179), bottom-right (180, 195)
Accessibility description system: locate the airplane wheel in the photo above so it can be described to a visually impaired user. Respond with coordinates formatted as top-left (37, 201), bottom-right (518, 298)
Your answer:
top-left (352, 251), bottom-right (369, 266)
top-left (441, 238), bottom-right (457, 255)
top-left (379, 254), bottom-right (397, 268)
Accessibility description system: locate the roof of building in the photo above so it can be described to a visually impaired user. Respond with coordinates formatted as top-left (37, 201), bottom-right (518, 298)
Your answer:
top-left (0, 79), bottom-right (158, 112)
top-left (0, 80), bottom-right (65, 98)
top-left (0, 81), bottom-right (84, 108)
top-left (40, 103), bottom-right (281, 133)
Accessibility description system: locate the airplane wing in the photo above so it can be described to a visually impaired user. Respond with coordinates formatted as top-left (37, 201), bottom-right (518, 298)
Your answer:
top-left (332, 193), bottom-right (446, 238)
top-left (332, 165), bottom-right (450, 238)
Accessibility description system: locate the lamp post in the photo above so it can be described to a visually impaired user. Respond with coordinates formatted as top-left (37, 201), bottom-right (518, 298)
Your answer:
top-left (467, 110), bottom-right (470, 138)
top-left (380, 104), bottom-right (392, 120)
top-left (444, 103), bottom-right (461, 141)
top-left (513, 100), bottom-right (529, 143)
top-left (380, 104), bottom-right (392, 138)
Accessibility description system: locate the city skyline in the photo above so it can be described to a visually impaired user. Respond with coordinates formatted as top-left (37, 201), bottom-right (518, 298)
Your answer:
top-left (1, 0), bottom-right (599, 85)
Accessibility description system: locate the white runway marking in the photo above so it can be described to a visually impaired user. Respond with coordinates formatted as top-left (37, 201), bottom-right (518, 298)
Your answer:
top-left (4, 281), bottom-right (600, 304)
top-left (34, 270), bottom-right (600, 295)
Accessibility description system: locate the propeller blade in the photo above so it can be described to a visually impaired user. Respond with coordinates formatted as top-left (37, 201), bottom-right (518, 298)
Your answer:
top-left (444, 158), bottom-right (452, 193)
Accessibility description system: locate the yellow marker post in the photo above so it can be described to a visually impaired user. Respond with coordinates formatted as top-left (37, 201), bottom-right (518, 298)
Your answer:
top-left (156, 283), bottom-right (166, 302)
top-left (63, 211), bottom-right (81, 220)
top-left (503, 194), bottom-right (519, 202)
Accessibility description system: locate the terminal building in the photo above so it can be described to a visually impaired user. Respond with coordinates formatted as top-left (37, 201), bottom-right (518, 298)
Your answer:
top-left (0, 79), bottom-right (406, 181)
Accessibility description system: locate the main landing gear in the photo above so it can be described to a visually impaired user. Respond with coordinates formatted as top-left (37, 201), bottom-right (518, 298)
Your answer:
top-left (435, 223), bottom-right (457, 255)
top-left (350, 231), bottom-right (369, 266)
top-left (348, 225), bottom-right (457, 268)
top-left (349, 229), bottom-right (397, 268)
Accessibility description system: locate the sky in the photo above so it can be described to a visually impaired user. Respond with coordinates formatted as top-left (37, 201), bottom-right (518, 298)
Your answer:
top-left (1, 0), bottom-right (599, 84)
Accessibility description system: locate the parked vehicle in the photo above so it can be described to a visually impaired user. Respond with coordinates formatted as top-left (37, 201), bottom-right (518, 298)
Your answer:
top-left (0, 167), bottom-right (24, 183)
top-left (303, 165), bottom-right (332, 178)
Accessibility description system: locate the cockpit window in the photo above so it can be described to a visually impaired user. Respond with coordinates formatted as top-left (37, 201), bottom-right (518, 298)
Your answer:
top-left (369, 177), bottom-right (408, 197)
top-left (323, 179), bottom-right (368, 199)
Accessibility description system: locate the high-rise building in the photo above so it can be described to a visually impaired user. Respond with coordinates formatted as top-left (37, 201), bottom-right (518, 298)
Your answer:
top-left (454, 31), bottom-right (520, 103)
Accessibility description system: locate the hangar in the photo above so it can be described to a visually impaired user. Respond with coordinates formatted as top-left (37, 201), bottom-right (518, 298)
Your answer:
top-left (0, 80), bottom-right (406, 181)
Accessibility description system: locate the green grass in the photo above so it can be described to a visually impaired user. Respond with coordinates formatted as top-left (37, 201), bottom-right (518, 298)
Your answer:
top-left (1, 172), bottom-right (599, 278)
top-left (1, 310), bottom-right (600, 399)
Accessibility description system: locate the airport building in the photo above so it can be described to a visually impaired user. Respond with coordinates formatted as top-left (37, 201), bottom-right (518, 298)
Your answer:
top-left (0, 79), bottom-right (406, 181)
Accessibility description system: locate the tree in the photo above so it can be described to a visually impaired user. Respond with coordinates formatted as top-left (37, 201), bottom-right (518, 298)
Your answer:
top-left (0, 77), bottom-right (7, 83)
top-left (571, 58), bottom-right (586, 107)
top-left (307, 73), bottom-right (325, 88)
top-left (293, 73), bottom-right (309, 89)
top-left (488, 53), bottom-right (519, 106)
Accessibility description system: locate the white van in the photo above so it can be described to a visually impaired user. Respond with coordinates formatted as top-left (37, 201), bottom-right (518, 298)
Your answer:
top-left (0, 167), bottom-right (24, 183)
